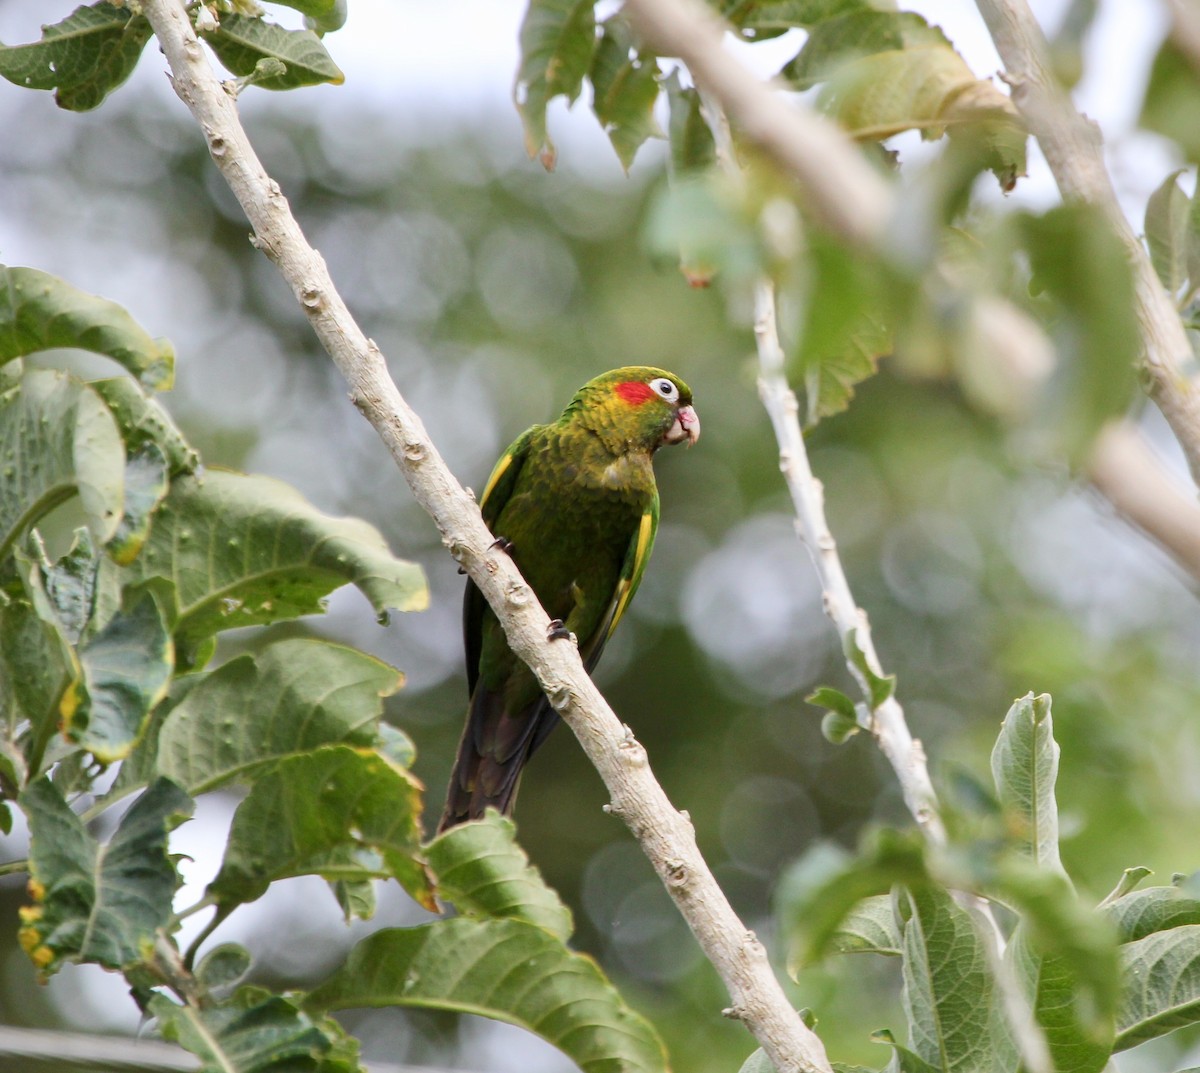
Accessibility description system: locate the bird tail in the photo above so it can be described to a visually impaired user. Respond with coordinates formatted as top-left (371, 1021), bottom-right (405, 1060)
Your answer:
top-left (437, 686), bottom-right (558, 833)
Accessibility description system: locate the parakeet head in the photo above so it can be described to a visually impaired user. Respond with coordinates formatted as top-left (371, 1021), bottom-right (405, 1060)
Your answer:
top-left (567, 366), bottom-right (700, 452)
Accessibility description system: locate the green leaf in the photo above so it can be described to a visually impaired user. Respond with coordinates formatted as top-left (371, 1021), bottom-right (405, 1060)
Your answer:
top-left (1187, 183), bottom-right (1200, 298)
top-left (737, 1047), bottom-right (776, 1073)
top-left (1098, 866), bottom-right (1154, 907)
top-left (90, 377), bottom-right (198, 477)
top-left (727, 0), bottom-right (875, 37)
top-left (589, 17), bottom-right (662, 172)
top-left (305, 917), bottom-right (669, 1073)
top-left (151, 989), bottom-right (335, 1073)
top-left (1141, 38), bottom-right (1200, 164)
top-left (106, 441), bottom-right (169, 566)
top-left (122, 469), bottom-right (428, 669)
top-left (0, 368), bottom-right (125, 561)
top-left (778, 830), bottom-right (928, 973)
top-left (900, 884), bottom-right (997, 1073)
top-left (1116, 924), bottom-right (1200, 1050)
top-left (808, 685), bottom-right (862, 744)
top-left (990, 692), bottom-right (1064, 874)
top-left (18, 777), bottom-right (191, 975)
top-left (64, 587), bottom-right (172, 764)
top-left (514, 0), bottom-right (598, 168)
top-left (783, 11), bottom-right (949, 92)
top-left (304, 0), bottom-right (349, 35)
top-left (38, 528), bottom-right (100, 644)
top-left (664, 70), bottom-right (716, 176)
top-left (844, 627), bottom-right (895, 709)
top-left (267, 0), bottom-right (345, 23)
top-left (156, 638), bottom-right (402, 795)
top-left (207, 744), bottom-right (428, 915)
top-left (426, 811), bottom-right (574, 941)
top-left (1046, 0), bottom-right (1098, 87)
top-left (1007, 926), bottom-right (1112, 1073)
top-left (201, 14), bottom-right (344, 91)
top-left (330, 867), bottom-right (376, 923)
top-left (988, 857), bottom-right (1120, 1034)
top-left (869, 1029), bottom-right (943, 1073)
top-left (377, 722), bottom-right (416, 770)
top-left (195, 943), bottom-right (253, 992)
top-left (0, 267), bottom-right (173, 388)
top-left (1017, 204), bottom-right (1140, 459)
top-left (780, 10), bottom-right (1025, 188)
top-left (1145, 169), bottom-right (1191, 296)
top-left (0, 3), bottom-right (152, 111)
top-left (3, 548), bottom-right (78, 778)
top-left (796, 239), bottom-right (894, 425)
top-left (1105, 885), bottom-right (1200, 943)
top-left (830, 893), bottom-right (902, 956)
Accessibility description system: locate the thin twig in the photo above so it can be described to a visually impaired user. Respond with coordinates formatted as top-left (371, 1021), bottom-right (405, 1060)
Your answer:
top-left (974, 0), bottom-right (1200, 484)
top-left (698, 76), bottom-right (1056, 1073)
top-left (751, 282), bottom-right (943, 838)
top-left (137, 3), bottom-right (831, 1070)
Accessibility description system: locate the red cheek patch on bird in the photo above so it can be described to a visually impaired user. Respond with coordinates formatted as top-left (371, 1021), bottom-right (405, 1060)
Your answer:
top-left (615, 381), bottom-right (656, 405)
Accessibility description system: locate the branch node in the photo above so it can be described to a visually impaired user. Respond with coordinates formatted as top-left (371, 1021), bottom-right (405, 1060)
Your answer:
top-left (300, 284), bottom-right (325, 311)
top-left (666, 858), bottom-right (688, 886)
top-left (548, 685), bottom-right (573, 712)
top-left (618, 726), bottom-right (647, 765)
top-left (503, 580), bottom-right (527, 606)
top-left (402, 441), bottom-right (427, 463)
top-left (722, 1005), bottom-right (746, 1021)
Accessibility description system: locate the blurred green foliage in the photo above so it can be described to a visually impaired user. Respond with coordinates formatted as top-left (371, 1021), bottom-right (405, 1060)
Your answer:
top-left (1, 42), bottom-right (1199, 1071)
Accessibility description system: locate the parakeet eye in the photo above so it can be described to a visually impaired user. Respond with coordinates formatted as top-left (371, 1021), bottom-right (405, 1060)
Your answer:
top-left (649, 377), bottom-right (678, 401)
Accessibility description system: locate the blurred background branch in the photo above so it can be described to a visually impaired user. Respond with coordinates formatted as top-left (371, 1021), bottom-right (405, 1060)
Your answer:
top-left (976, 0), bottom-right (1200, 485)
top-left (0, 1024), bottom-right (447, 1073)
top-left (1088, 422), bottom-right (1200, 583)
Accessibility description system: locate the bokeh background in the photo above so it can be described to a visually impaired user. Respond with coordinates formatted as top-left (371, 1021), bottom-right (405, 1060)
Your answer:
top-left (1, 2), bottom-right (1199, 1071)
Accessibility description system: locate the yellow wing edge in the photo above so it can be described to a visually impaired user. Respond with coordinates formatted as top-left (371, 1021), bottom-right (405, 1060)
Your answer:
top-left (607, 508), bottom-right (655, 641)
top-left (479, 452), bottom-right (515, 512)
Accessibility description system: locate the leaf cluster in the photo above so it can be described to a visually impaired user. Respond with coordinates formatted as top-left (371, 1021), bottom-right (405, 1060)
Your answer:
top-left (0, 267), bottom-right (666, 1073)
top-left (508, 2), bottom-right (1141, 453)
top-left (749, 693), bottom-right (1200, 1073)
top-left (0, 1), bottom-right (344, 111)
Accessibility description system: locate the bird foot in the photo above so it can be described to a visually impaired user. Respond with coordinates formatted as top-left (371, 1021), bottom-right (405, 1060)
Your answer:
top-left (546, 619), bottom-right (576, 643)
top-left (490, 536), bottom-right (515, 555)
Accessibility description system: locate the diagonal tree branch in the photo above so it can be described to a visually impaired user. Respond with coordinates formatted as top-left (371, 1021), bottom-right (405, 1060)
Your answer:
top-left (138, 2), bottom-right (832, 1071)
top-left (974, 0), bottom-right (1200, 484)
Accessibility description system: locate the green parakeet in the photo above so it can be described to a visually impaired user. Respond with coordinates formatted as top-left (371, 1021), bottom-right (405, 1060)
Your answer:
top-left (439, 366), bottom-right (700, 831)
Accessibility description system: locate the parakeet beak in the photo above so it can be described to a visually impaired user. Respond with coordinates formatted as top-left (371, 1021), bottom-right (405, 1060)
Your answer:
top-left (664, 404), bottom-right (700, 447)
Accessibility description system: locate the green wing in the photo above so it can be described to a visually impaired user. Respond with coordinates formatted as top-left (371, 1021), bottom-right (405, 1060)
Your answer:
top-left (579, 491), bottom-right (659, 671)
top-left (464, 427), bottom-right (539, 695)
